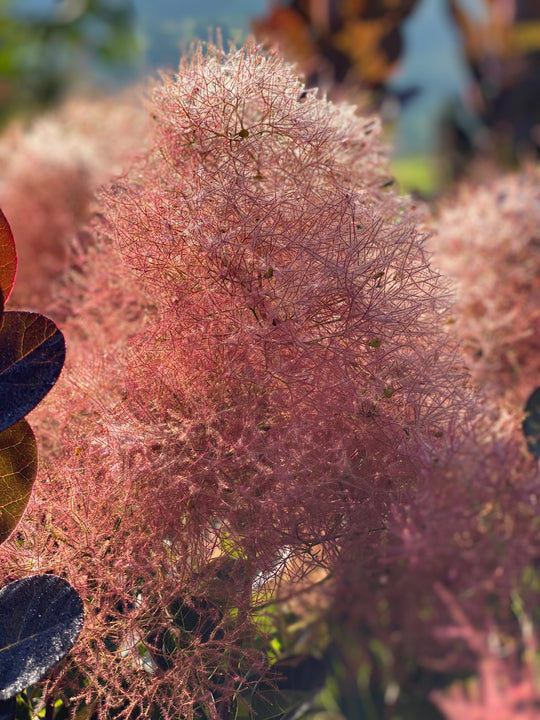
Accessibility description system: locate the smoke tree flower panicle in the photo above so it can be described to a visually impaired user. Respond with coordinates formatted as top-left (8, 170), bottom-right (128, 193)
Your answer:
top-left (430, 582), bottom-right (540, 719)
top-left (0, 93), bottom-right (148, 311)
top-left (1, 42), bottom-right (538, 718)
top-left (104, 43), bottom-right (476, 582)
top-left (430, 169), bottom-right (540, 408)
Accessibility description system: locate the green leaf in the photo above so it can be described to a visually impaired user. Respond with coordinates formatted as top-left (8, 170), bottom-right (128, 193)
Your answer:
top-left (0, 312), bottom-right (65, 433)
top-left (523, 386), bottom-right (540, 459)
top-left (0, 210), bottom-right (16, 305)
top-left (0, 575), bottom-right (84, 700)
top-left (0, 419), bottom-right (37, 545)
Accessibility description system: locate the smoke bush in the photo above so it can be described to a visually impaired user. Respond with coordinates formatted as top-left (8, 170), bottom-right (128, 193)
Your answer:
top-left (0, 93), bottom-right (147, 311)
top-left (1, 43), bottom-right (538, 718)
top-left (430, 169), bottom-right (540, 408)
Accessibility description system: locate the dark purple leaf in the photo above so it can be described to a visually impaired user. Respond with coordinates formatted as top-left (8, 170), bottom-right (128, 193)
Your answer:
top-left (523, 386), bottom-right (540, 459)
top-left (0, 312), bottom-right (65, 433)
top-left (0, 575), bottom-right (84, 700)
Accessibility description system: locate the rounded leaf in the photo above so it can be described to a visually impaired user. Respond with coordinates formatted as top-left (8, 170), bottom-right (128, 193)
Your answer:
top-left (0, 575), bottom-right (84, 700)
top-left (0, 312), bottom-right (65, 433)
top-left (0, 419), bottom-right (37, 544)
top-left (523, 386), bottom-right (540, 459)
top-left (0, 211), bottom-right (16, 305)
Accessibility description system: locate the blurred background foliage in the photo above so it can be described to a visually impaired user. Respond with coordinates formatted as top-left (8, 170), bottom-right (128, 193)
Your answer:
top-left (0, 0), bottom-right (140, 123)
top-left (252, 0), bottom-right (540, 192)
top-left (1, 1), bottom-right (539, 193)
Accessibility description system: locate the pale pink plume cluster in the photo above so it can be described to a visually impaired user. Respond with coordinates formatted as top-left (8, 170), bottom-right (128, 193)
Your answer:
top-left (430, 169), bottom-right (540, 409)
top-left (0, 92), bottom-right (148, 311)
top-left (0, 43), bottom-right (538, 720)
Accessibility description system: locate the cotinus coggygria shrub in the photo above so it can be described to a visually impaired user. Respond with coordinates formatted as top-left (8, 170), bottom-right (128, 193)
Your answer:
top-left (0, 93), bottom-right (148, 313)
top-left (2, 43), bottom-right (539, 719)
top-left (430, 169), bottom-right (540, 410)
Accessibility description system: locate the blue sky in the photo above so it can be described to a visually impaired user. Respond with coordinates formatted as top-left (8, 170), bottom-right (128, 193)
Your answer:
top-left (390, 0), bottom-right (475, 153)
